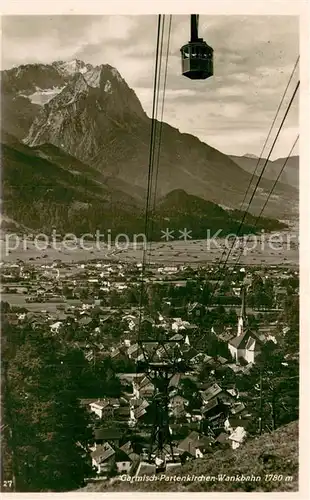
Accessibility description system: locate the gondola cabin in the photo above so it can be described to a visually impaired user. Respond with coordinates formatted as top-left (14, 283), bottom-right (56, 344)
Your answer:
top-left (181, 15), bottom-right (214, 80)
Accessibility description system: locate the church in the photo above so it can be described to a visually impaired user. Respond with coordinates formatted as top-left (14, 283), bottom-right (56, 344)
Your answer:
top-left (228, 287), bottom-right (262, 364)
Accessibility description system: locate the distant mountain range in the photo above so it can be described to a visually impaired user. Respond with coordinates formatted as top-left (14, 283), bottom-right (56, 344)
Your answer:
top-left (243, 153), bottom-right (259, 159)
top-left (1, 131), bottom-right (286, 238)
top-left (1, 59), bottom-right (298, 237)
top-left (230, 154), bottom-right (299, 190)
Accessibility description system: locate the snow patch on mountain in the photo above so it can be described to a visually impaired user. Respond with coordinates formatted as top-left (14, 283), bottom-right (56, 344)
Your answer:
top-left (22, 86), bottom-right (66, 105)
top-left (104, 80), bottom-right (112, 94)
top-left (84, 67), bottom-right (102, 88)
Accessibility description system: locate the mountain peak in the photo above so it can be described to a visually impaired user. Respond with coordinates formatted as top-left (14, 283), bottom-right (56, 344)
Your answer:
top-left (51, 59), bottom-right (125, 87)
top-left (52, 59), bottom-right (91, 77)
top-left (23, 57), bottom-right (147, 156)
top-left (164, 189), bottom-right (189, 200)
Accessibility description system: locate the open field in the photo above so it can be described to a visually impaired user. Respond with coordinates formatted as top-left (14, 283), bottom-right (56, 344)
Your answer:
top-left (0, 294), bottom-right (81, 313)
top-left (1, 230), bottom-right (299, 268)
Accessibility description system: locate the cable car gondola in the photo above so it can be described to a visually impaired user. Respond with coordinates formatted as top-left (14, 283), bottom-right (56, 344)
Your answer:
top-left (180, 14), bottom-right (213, 80)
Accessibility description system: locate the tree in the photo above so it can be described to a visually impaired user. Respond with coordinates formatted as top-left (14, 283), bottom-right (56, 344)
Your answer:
top-left (246, 314), bottom-right (259, 331)
top-left (282, 295), bottom-right (299, 355)
top-left (124, 287), bottom-right (139, 305)
top-left (1, 301), bottom-right (11, 314)
top-left (237, 342), bottom-right (299, 435)
top-left (247, 275), bottom-right (274, 309)
top-left (2, 323), bottom-right (93, 492)
top-left (197, 361), bottom-right (215, 383)
top-left (179, 378), bottom-right (202, 411)
top-left (227, 308), bottom-right (238, 326)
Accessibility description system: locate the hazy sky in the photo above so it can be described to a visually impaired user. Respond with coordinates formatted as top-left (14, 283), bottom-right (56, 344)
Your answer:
top-left (1, 15), bottom-right (299, 159)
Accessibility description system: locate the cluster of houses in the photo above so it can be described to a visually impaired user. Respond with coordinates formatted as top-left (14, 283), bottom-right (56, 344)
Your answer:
top-left (77, 286), bottom-right (284, 477)
top-left (1, 259), bottom-right (298, 479)
top-left (78, 293), bottom-right (261, 476)
top-left (80, 371), bottom-right (252, 477)
top-left (1, 259), bottom-right (297, 308)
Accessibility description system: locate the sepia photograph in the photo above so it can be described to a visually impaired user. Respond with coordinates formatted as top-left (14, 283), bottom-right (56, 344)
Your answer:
top-left (0, 1), bottom-right (308, 496)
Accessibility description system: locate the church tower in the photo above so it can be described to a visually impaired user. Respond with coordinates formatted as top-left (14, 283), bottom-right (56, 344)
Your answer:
top-left (237, 285), bottom-right (247, 336)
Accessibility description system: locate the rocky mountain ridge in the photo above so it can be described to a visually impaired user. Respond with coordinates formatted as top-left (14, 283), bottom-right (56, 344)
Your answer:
top-left (1, 59), bottom-right (298, 222)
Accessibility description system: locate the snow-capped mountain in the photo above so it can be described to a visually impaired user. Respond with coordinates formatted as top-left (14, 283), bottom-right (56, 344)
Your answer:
top-left (1, 59), bottom-right (298, 219)
top-left (22, 62), bottom-right (147, 165)
top-left (2, 59), bottom-right (129, 107)
top-left (53, 59), bottom-right (93, 77)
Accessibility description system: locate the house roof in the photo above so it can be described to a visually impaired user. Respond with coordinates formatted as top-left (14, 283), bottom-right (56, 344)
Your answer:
top-left (127, 343), bottom-right (139, 355)
top-left (141, 316), bottom-right (155, 324)
top-left (100, 314), bottom-right (113, 322)
top-left (94, 428), bottom-right (122, 441)
top-left (138, 376), bottom-right (154, 390)
top-left (229, 426), bottom-right (247, 443)
top-left (201, 397), bottom-right (221, 414)
top-left (228, 329), bottom-right (261, 350)
top-left (245, 337), bottom-right (259, 351)
top-left (227, 417), bottom-right (249, 429)
top-left (114, 448), bottom-right (131, 463)
top-left (107, 398), bottom-right (121, 407)
top-left (128, 452), bottom-right (141, 463)
top-left (115, 407), bottom-right (130, 417)
top-left (142, 342), bottom-right (160, 353)
top-left (134, 401), bottom-right (149, 419)
top-left (131, 397), bottom-right (145, 408)
top-left (136, 462), bottom-right (156, 476)
top-left (226, 363), bottom-right (243, 373)
top-left (201, 383), bottom-right (222, 402)
top-left (120, 441), bottom-right (133, 455)
top-left (111, 348), bottom-right (122, 358)
top-left (231, 402), bottom-right (246, 415)
top-left (79, 398), bottom-right (98, 406)
top-left (217, 356), bottom-right (228, 365)
top-left (178, 431), bottom-right (213, 455)
top-left (123, 314), bottom-right (137, 321)
top-left (219, 331), bottom-right (235, 342)
top-left (135, 407), bottom-right (147, 419)
top-left (90, 399), bottom-right (109, 409)
top-left (183, 348), bottom-right (199, 362)
top-left (118, 373), bottom-right (145, 382)
top-left (209, 411), bottom-right (225, 422)
top-left (241, 362), bottom-right (254, 375)
top-left (169, 373), bottom-right (181, 388)
top-left (170, 333), bottom-right (184, 341)
top-left (139, 386), bottom-right (154, 396)
top-left (137, 399), bottom-right (149, 411)
top-left (91, 442), bottom-right (115, 463)
top-left (79, 316), bottom-right (92, 326)
top-left (215, 432), bottom-right (229, 444)
top-left (190, 353), bottom-right (213, 365)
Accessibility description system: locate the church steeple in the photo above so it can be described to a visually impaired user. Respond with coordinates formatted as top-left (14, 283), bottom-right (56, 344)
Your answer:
top-left (237, 285), bottom-right (247, 336)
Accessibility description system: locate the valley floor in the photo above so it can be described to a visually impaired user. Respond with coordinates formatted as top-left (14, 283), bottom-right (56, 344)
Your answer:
top-left (1, 232), bottom-right (299, 267)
